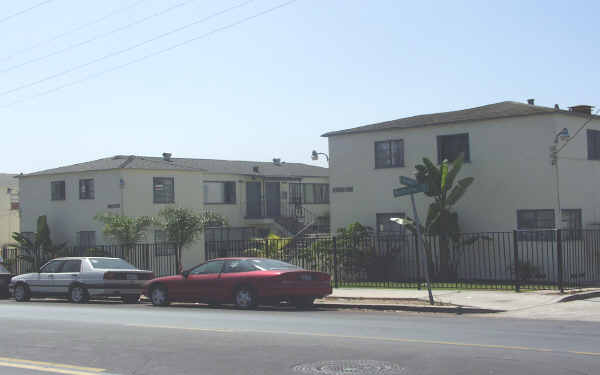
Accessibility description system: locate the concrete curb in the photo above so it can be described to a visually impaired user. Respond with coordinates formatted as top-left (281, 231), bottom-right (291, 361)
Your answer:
top-left (315, 302), bottom-right (503, 314)
top-left (558, 291), bottom-right (600, 303)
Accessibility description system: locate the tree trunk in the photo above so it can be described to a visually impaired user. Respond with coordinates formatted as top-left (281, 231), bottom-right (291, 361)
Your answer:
top-left (438, 211), bottom-right (451, 280)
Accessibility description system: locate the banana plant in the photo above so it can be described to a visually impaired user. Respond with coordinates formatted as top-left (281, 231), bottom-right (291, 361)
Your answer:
top-left (415, 152), bottom-right (474, 279)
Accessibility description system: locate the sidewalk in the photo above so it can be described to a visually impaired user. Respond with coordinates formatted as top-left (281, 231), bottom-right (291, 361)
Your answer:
top-left (317, 287), bottom-right (600, 318)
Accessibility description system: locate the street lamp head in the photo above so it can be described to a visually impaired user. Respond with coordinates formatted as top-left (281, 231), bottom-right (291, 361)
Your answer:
top-left (390, 217), bottom-right (413, 226)
top-left (311, 150), bottom-right (319, 160)
top-left (556, 128), bottom-right (570, 142)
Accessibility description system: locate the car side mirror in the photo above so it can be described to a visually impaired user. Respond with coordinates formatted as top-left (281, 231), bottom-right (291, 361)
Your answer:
top-left (181, 270), bottom-right (190, 278)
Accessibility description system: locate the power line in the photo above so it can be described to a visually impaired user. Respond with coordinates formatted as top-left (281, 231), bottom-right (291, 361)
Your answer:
top-left (0, 0), bottom-right (298, 109)
top-left (0, 0), bottom-right (145, 63)
top-left (1, 0), bottom-right (196, 74)
top-left (0, 0), bottom-right (54, 25)
top-left (0, 0), bottom-right (256, 98)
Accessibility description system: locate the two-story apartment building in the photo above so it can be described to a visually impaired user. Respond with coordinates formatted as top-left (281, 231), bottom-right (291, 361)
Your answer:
top-left (323, 100), bottom-right (600, 234)
top-left (0, 174), bottom-right (19, 247)
top-left (18, 154), bottom-right (328, 267)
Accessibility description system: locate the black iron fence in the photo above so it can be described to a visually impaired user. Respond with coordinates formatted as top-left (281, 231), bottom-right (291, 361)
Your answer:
top-left (206, 229), bottom-right (600, 291)
top-left (1, 243), bottom-right (177, 277)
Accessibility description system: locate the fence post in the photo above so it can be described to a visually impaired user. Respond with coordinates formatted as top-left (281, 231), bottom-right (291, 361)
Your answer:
top-left (333, 236), bottom-right (338, 289)
top-left (265, 238), bottom-right (270, 258)
top-left (414, 231), bottom-right (421, 290)
top-left (144, 244), bottom-right (150, 271)
top-left (512, 230), bottom-right (520, 292)
top-left (557, 229), bottom-right (564, 293)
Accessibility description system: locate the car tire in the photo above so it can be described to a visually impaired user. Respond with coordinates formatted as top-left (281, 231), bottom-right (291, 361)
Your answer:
top-left (69, 285), bottom-right (89, 304)
top-left (234, 286), bottom-right (257, 309)
top-left (150, 285), bottom-right (170, 307)
top-left (292, 296), bottom-right (316, 309)
top-left (122, 295), bottom-right (140, 304)
top-left (13, 283), bottom-right (31, 302)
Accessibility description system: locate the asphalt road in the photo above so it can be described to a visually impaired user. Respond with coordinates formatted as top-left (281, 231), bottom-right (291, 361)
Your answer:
top-left (0, 299), bottom-right (599, 375)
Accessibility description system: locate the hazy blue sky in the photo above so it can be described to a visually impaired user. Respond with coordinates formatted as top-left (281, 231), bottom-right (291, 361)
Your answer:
top-left (2, 0), bottom-right (598, 173)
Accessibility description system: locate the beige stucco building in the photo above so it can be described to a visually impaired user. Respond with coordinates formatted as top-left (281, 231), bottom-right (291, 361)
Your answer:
top-left (18, 155), bottom-right (329, 267)
top-left (0, 174), bottom-right (19, 247)
top-left (324, 101), bottom-right (600, 234)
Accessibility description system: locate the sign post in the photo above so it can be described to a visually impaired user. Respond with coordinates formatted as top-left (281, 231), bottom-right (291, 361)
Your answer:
top-left (394, 176), bottom-right (435, 305)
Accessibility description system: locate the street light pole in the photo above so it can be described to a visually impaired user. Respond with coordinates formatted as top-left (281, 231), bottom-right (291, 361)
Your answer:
top-left (551, 128), bottom-right (569, 229)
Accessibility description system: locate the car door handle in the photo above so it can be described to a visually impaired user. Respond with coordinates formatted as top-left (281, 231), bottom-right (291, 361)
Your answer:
top-left (71, 274), bottom-right (78, 278)
top-left (48, 275), bottom-right (54, 278)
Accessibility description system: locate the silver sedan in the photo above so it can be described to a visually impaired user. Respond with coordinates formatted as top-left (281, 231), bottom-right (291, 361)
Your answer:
top-left (9, 257), bottom-right (154, 303)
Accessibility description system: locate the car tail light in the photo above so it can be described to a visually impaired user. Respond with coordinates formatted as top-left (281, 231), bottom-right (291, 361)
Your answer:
top-left (104, 272), bottom-right (116, 280)
top-left (317, 273), bottom-right (331, 281)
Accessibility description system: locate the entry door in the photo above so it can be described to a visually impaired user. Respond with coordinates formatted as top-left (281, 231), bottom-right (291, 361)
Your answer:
top-left (265, 182), bottom-right (281, 217)
top-left (246, 182), bottom-right (262, 218)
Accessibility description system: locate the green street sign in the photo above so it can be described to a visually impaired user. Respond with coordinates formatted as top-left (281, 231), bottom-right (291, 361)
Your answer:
top-left (400, 176), bottom-right (418, 186)
top-left (393, 184), bottom-right (428, 197)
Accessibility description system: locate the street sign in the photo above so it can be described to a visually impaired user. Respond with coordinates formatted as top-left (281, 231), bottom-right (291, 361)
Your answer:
top-left (399, 176), bottom-right (418, 186)
top-left (393, 184), bottom-right (428, 197)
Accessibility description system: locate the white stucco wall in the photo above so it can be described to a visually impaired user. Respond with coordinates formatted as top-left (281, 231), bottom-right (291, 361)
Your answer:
top-left (328, 113), bottom-right (600, 233)
top-left (18, 170), bottom-right (122, 245)
top-left (119, 169), bottom-right (206, 267)
top-left (0, 185), bottom-right (19, 246)
top-left (18, 167), bottom-right (330, 267)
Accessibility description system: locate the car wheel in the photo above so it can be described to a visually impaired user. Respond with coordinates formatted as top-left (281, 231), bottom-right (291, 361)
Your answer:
top-left (292, 297), bottom-right (316, 309)
top-left (234, 286), bottom-right (257, 309)
top-left (150, 285), bottom-right (169, 307)
top-left (122, 295), bottom-right (140, 304)
top-left (69, 285), bottom-right (89, 304)
top-left (14, 283), bottom-right (31, 302)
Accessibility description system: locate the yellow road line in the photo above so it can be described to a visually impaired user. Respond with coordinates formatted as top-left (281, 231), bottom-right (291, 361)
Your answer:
top-left (126, 323), bottom-right (600, 356)
top-left (0, 357), bottom-right (105, 374)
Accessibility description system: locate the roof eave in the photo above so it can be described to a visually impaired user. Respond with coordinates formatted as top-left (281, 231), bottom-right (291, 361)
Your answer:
top-left (321, 110), bottom-right (594, 138)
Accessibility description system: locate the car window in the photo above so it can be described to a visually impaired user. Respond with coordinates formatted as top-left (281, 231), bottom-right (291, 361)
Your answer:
top-left (89, 258), bottom-right (136, 270)
top-left (248, 259), bottom-right (300, 270)
top-left (60, 260), bottom-right (82, 273)
top-left (190, 260), bottom-right (224, 275)
top-left (40, 260), bottom-right (65, 273)
top-left (222, 260), bottom-right (258, 273)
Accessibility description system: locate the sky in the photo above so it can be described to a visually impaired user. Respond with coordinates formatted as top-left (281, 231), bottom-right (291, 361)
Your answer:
top-left (1, 0), bottom-right (599, 173)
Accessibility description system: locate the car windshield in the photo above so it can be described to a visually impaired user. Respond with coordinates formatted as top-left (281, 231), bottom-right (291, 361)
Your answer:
top-left (248, 259), bottom-right (301, 270)
top-left (0, 264), bottom-right (8, 273)
top-left (89, 258), bottom-right (137, 270)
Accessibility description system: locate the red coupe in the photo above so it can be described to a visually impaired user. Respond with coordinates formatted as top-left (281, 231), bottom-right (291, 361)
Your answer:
top-left (144, 258), bottom-right (332, 308)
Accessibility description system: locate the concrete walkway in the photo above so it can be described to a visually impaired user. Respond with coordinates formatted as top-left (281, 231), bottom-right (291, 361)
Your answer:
top-left (321, 288), bottom-right (600, 320)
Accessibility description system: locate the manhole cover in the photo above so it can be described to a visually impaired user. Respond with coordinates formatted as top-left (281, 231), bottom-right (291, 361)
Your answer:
top-left (293, 360), bottom-right (406, 375)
